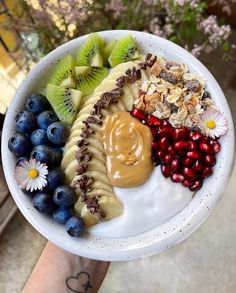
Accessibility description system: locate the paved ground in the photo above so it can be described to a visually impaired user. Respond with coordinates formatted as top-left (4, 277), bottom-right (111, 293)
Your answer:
top-left (0, 50), bottom-right (236, 292)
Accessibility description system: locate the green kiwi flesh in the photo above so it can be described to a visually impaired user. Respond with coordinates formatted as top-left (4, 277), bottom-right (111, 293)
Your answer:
top-left (47, 84), bottom-right (82, 125)
top-left (75, 66), bottom-right (109, 97)
top-left (48, 55), bottom-right (76, 88)
top-left (103, 40), bottom-right (117, 67)
top-left (108, 35), bottom-right (140, 67)
top-left (77, 33), bottom-right (104, 67)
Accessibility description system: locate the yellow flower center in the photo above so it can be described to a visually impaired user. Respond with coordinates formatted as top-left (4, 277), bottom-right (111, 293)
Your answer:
top-left (28, 169), bottom-right (39, 179)
top-left (206, 120), bottom-right (216, 129)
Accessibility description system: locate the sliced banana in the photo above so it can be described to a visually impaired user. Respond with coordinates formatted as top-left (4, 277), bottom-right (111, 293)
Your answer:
top-left (80, 195), bottom-right (123, 227)
top-left (88, 158), bottom-right (107, 174)
top-left (92, 181), bottom-right (114, 193)
top-left (64, 160), bottom-right (78, 184)
top-left (61, 145), bottom-right (78, 170)
top-left (86, 189), bottom-right (114, 198)
top-left (85, 170), bottom-right (110, 185)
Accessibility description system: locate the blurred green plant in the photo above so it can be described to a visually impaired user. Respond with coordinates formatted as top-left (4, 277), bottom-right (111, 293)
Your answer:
top-left (1, 0), bottom-right (235, 71)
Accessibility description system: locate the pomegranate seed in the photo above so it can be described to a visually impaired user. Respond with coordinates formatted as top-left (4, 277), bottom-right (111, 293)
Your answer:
top-left (201, 166), bottom-right (213, 178)
top-left (171, 173), bottom-right (184, 183)
top-left (209, 140), bottom-right (221, 153)
top-left (150, 127), bottom-right (158, 137)
top-left (158, 126), bottom-right (173, 137)
top-left (192, 160), bottom-right (203, 172)
top-left (187, 140), bottom-right (197, 151)
top-left (130, 108), bottom-right (146, 120)
top-left (173, 127), bottom-right (188, 140)
top-left (152, 141), bottom-right (158, 150)
top-left (183, 179), bottom-right (194, 188)
top-left (170, 158), bottom-right (181, 172)
top-left (187, 151), bottom-right (201, 160)
top-left (156, 150), bottom-right (165, 158)
top-left (159, 137), bottom-right (170, 151)
top-left (168, 146), bottom-right (176, 156)
top-left (146, 114), bottom-right (162, 127)
top-left (183, 157), bottom-right (194, 167)
top-left (189, 131), bottom-right (203, 142)
top-left (182, 167), bottom-right (198, 180)
top-left (174, 140), bottom-right (189, 151)
top-left (189, 179), bottom-right (203, 191)
top-left (199, 142), bottom-right (213, 154)
top-left (164, 153), bottom-right (174, 165)
top-left (161, 164), bottom-right (171, 178)
top-left (161, 119), bottom-right (171, 126)
top-left (201, 136), bottom-right (210, 143)
top-left (204, 154), bottom-right (216, 166)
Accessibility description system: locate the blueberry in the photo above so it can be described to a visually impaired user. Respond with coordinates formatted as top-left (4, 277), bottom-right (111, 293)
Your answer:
top-left (53, 186), bottom-right (76, 207)
top-left (31, 145), bottom-right (56, 166)
top-left (53, 206), bottom-right (75, 224)
top-left (16, 156), bottom-right (29, 166)
top-left (65, 216), bottom-right (85, 237)
top-left (32, 192), bottom-right (54, 214)
top-left (47, 122), bottom-right (69, 145)
top-left (15, 111), bottom-right (37, 134)
top-left (26, 94), bottom-right (50, 115)
top-left (37, 111), bottom-right (58, 130)
top-left (53, 147), bottom-right (63, 166)
top-left (31, 129), bottom-right (49, 146)
top-left (47, 168), bottom-right (65, 190)
top-left (8, 133), bottom-right (31, 156)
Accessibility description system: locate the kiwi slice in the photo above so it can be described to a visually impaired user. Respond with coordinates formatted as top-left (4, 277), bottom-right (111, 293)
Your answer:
top-left (47, 84), bottom-right (82, 125)
top-left (108, 35), bottom-right (140, 67)
top-left (77, 33), bottom-right (104, 67)
top-left (103, 40), bottom-right (117, 67)
top-left (48, 55), bottom-right (76, 88)
top-left (75, 66), bottom-right (109, 97)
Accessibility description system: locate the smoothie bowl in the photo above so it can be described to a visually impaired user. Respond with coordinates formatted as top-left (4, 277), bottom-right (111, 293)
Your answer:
top-left (1, 30), bottom-right (235, 261)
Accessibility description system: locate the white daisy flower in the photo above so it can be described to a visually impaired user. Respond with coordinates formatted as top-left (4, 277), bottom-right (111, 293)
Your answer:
top-left (198, 108), bottom-right (228, 139)
top-left (15, 158), bottom-right (48, 192)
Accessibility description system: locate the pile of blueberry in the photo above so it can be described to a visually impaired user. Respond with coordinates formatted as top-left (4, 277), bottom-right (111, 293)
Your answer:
top-left (8, 94), bottom-right (84, 237)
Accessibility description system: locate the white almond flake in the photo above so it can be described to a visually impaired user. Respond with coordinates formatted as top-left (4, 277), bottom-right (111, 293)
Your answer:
top-left (166, 94), bottom-right (180, 103)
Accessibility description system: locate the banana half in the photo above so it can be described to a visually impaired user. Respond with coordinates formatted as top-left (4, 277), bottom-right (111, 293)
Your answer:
top-left (61, 60), bottom-right (150, 227)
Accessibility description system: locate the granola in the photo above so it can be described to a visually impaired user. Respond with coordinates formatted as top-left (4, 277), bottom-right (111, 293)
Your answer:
top-left (134, 54), bottom-right (217, 129)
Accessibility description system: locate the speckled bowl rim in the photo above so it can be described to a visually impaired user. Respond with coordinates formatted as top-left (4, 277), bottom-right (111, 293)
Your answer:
top-left (1, 30), bottom-right (235, 261)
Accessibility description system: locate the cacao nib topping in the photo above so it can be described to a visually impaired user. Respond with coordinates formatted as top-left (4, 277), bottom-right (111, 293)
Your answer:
top-left (80, 126), bottom-right (95, 139)
top-left (76, 163), bottom-right (88, 175)
top-left (86, 196), bottom-right (99, 214)
top-left (92, 104), bottom-right (102, 116)
top-left (116, 76), bottom-right (126, 87)
top-left (202, 90), bottom-right (211, 100)
top-left (185, 80), bottom-right (202, 92)
top-left (76, 150), bottom-right (92, 163)
top-left (125, 67), bottom-right (141, 83)
top-left (75, 175), bottom-right (93, 192)
top-left (77, 139), bottom-right (89, 148)
top-left (159, 70), bottom-right (177, 84)
top-left (86, 116), bottom-right (102, 125)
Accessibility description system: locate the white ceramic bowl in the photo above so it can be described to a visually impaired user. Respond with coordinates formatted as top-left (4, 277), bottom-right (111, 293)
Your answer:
top-left (2, 30), bottom-right (235, 261)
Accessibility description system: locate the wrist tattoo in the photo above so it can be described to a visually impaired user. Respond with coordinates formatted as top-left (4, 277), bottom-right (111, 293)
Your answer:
top-left (66, 271), bottom-right (92, 293)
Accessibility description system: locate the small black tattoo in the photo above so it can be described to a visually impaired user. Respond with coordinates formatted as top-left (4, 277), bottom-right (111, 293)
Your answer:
top-left (66, 271), bottom-right (92, 293)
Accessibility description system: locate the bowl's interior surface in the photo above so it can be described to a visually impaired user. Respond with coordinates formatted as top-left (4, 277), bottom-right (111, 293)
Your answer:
top-left (1, 30), bottom-right (235, 261)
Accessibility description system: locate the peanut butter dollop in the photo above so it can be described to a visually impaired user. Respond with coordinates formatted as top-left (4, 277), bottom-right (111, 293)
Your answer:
top-left (101, 112), bottom-right (154, 188)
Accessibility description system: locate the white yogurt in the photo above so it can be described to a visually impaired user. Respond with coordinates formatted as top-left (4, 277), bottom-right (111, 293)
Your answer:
top-left (89, 167), bottom-right (193, 238)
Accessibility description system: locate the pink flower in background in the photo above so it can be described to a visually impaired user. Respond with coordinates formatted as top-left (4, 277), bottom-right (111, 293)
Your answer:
top-left (191, 44), bottom-right (205, 57)
top-left (200, 15), bottom-right (231, 48)
top-left (105, 0), bottom-right (126, 19)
